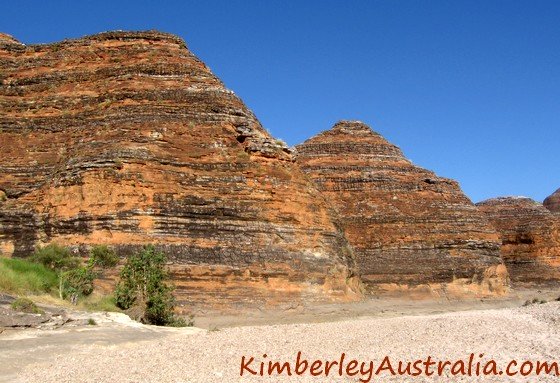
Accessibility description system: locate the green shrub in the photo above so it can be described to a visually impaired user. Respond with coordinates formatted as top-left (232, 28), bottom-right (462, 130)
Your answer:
top-left (144, 289), bottom-right (176, 326)
top-left (61, 266), bottom-right (96, 299)
top-left (61, 245), bottom-right (118, 301)
top-left (31, 244), bottom-right (82, 300)
top-left (87, 318), bottom-right (97, 326)
top-left (11, 297), bottom-right (44, 314)
top-left (31, 244), bottom-right (81, 272)
top-left (0, 258), bottom-right (58, 294)
top-left (115, 245), bottom-right (184, 326)
top-left (89, 245), bottom-right (119, 268)
top-left (30, 244), bottom-right (118, 303)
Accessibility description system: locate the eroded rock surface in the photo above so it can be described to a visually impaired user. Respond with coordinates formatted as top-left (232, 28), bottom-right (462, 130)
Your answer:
top-left (296, 121), bottom-right (508, 297)
top-left (477, 197), bottom-right (560, 286)
top-left (0, 31), bottom-right (360, 309)
top-left (544, 188), bottom-right (560, 213)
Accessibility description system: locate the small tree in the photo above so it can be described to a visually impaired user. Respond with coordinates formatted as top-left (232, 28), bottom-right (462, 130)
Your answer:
top-left (31, 244), bottom-right (80, 272)
top-left (114, 245), bottom-right (181, 326)
top-left (62, 245), bottom-right (119, 302)
top-left (31, 244), bottom-right (119, 302)
top-left (31, 244), bottom-right (81, 299)
top-left (62, 267), bottom-right (96, 299)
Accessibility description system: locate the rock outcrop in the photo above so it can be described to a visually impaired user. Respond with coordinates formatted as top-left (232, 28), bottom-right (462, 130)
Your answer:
top-left (544, 188), bottom-right (560, 213)
top-left (296, 121), bottom-right (508, 297)
top-left (477, 197), bottom-right (560, 286)
top-left (0, 31), bottom-right (361, 309)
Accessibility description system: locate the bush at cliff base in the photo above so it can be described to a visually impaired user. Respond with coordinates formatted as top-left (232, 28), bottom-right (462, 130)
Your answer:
top-left (114, 245), bottom-right (189, 327)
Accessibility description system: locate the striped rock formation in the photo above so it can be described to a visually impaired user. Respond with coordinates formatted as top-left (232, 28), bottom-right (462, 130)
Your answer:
top-left (0, 31), bottom-right (361, 309)
top-left (296, 121), bottom-right (508, 297)
top-left (477, 197), bottom-right (560, 286)
top-left (544, 188), bottom-right (560, 213)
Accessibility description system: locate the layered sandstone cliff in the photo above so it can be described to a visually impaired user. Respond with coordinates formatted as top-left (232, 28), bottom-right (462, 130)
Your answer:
top-left (477, 197), bottom-right (560, 286)
top-left (296, 121), bottom-right (508, 297)
top-left (0, 31), bottom-right (361, 309)
top-left (544, 188), bottom-right (560, 213)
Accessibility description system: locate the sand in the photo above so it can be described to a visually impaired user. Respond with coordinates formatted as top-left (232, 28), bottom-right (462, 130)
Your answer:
top-left (1, 300), bottom-right (558, 383)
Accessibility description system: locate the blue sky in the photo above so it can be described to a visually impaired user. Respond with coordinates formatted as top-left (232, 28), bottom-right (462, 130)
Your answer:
top-left (2, 1), bottom-right (559, 203)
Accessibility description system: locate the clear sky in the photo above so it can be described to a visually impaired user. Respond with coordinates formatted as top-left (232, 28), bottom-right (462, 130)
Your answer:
top-left (2, 1), bottom-right (559, 203)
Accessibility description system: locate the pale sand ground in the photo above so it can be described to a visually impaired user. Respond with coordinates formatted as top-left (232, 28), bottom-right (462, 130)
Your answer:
top-left (191, 287), bottom-right (560, 329)
top-left (1, 298), bottom-right (558, 383)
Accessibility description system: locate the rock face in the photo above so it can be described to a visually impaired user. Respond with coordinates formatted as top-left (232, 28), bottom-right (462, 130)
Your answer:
top-left (296, 121), bottom-right (508, 297)
top-left (544, 189), bottom-right (560, 213)
top-left (0, 31), bottom-right (361, 309)
top-left (477, 197), bottom-right (560, 286)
